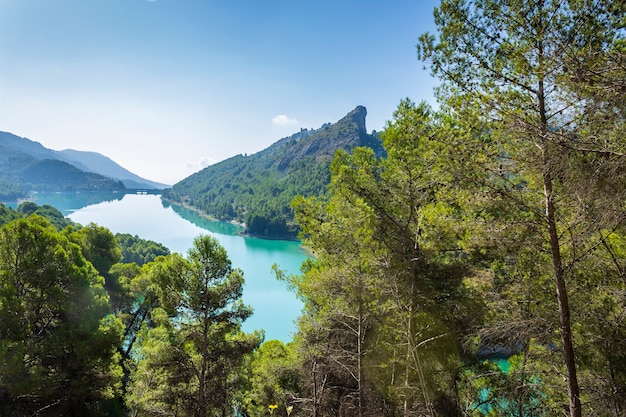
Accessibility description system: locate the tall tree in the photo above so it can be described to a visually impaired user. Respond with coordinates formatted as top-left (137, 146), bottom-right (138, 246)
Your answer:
top-left (0, 216), bottom-right (122, 416)
top-left (291, 192), bottom-right (385, 417)
top-left (127, 235), bottom-right (261, 417)
top-left (418, 1), bottom-right (625, 416)
top-left (184, 235), bottom-right (262, 417)
top-left (291, 100), bottom-right (479, 416)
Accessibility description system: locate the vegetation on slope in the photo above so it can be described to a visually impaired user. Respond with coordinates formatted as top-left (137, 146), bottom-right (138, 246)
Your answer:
top-left (162, 106), bottom-right (385, 239)
top-left (0, 130), bottom-right (166, 194)
top-left (0, 212), bottom-right (258, 416)
top-left (115, 233), bottom-right (170, 265)
top-left (0, 150), bottom-right (126, 197)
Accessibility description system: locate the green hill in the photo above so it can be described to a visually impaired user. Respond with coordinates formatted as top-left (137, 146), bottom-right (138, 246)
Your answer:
top-left (162, 106), bottom-right (385, 239)
top-left (0, 131), bottom-right (166, 200)
top-left (56, 149), bottom-right (169, 189)
top-left (20, 159), bottom-right (126, 192)
top-left (0, 146), bottom-right (125, 199)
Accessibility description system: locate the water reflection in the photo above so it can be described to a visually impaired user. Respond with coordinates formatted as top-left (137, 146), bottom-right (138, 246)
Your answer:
top-left (164, 200), bottom-right (243, 236)
top-left (4, 191), bottom-right (126, 212)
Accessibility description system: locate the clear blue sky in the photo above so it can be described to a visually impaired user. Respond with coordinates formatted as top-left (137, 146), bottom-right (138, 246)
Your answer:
top-left (0, 0), bottom-right (440, 184)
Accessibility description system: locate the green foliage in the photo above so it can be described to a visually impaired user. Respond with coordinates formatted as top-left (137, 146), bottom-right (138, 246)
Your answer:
top-left (0, 216), bottom-right (123, 416)
top-left (0, 202), bottom-right (181, 415)
top-left (1, 201), bottom-right (72, 230)
top-left (240, 340), bottom-right (300, 417)
top-left (127, 235), bottom-right (262, 417)
top-left (0, 203), bottom-right (19, 227)
top-left (283, 21), bottom-right (624, 410)
top-left (125, 308), bottom-right (190, 416)
top-left (13, 159), bottom-right (126, 192)
top-left (115, 233), bottom-right (170, 266)
top-left (66, 223), bottom-right (122, 278)
top-left (0, 179), bottom-right (27, 200)
top-left (15, 201), bottom-right (73, 230)
top-left (286, 100), bottom-right (482, 416)
top-left (31, 204), bottom-right (72, 229)
top-left (416, 0), bottom-right (626, 415)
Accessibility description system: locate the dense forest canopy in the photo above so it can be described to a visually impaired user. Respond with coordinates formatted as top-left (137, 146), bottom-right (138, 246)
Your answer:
top-left (1, 0), bottom-right (624, 416)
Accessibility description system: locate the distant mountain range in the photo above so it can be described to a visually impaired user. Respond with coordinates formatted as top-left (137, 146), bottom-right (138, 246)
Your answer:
top-left (163, 106), bottom-right (385, 239)
top-left (0, 131), bottom-right (168, 199)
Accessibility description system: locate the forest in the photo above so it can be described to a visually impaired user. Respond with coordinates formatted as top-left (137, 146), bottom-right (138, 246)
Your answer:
top-left (1, 1), bottom-right (625, 416)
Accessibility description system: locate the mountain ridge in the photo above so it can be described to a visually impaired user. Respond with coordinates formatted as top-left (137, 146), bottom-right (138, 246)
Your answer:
top-left (0, 131), bottom-right (168, 199)
top-left (56, 149), bottom-right (169, 189)
top-left (162, 106), bottom-right (385, 239)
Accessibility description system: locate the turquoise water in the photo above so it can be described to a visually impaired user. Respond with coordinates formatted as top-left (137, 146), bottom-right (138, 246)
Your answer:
top-left (26, 192), bottom-right (309, 342)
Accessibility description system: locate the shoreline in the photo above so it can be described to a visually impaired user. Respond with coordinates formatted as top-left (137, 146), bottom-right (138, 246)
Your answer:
top-left (161, 197), bottom-right (301, 242)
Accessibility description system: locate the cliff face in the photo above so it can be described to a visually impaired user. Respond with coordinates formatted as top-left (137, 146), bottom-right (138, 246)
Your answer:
top-left (349, 105), bottom-right (368, 135)
top-left (163, 106), bottom-right (385, 238)
top-left (270, 105), bottom-right (382, 172)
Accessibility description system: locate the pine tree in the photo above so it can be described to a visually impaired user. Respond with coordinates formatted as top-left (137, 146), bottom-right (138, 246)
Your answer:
top-left (0, 216), bottom-right (122, 416)
top-left (418, 1), bottom-right (625, 415)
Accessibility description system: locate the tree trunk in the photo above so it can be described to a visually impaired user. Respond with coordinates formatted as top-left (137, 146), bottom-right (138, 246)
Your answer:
top-left (197, 308), bottom-right (210, 417)
top-left (538, 73), bottom-right (581, 417)
top-left (357, 270), bottom-right (364, 417)
top-left (313, 360), bottom-right (319, 417)
top-left (405, 259), bottom-right (435, 417)
top-left (543, 172), bottom-right (581, 417)
top-left (403, 266), bottom-right (418, 417)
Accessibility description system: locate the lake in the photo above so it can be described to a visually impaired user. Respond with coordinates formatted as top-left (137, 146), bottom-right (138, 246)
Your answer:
top-left (25, 191), bottom-right (309, 342)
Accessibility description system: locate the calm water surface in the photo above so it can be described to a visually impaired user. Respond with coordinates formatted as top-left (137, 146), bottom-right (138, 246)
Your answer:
top-left (29, 192), bottom-right (308, 342)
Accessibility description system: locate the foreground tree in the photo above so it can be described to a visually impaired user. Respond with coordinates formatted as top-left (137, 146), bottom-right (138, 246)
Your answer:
top-left (65, 223), bottom-right (121, 277)
top-left (290, 101), bottom-right (482, 416)
top-left (0, 216), bottom-right (122, 416)
top-left (291, 193), bottom-right (386, 417)
top-left (418, 1), bottom-right (626, 415)
top-left (127, 235), bottom-right (261, 417)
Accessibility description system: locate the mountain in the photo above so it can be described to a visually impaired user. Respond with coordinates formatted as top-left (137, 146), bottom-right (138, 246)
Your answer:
top-left (0, 131), bottom-right (167, 200)
top-left (162, 106), bottom-right (385, 239)
top-left (56, 149), bottom-right (169, 189)
top-left (0, 131), bottom-right (62, 161)
top-left (20, 159), bottom-right (126, 191)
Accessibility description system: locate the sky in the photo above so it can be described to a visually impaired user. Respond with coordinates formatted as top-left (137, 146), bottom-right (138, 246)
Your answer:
top-left (0, 0), bottom-right (440, 185)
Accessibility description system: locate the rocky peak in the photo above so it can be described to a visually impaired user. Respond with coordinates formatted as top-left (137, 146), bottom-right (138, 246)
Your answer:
top-left (338, 105), bottom-right (367, 134)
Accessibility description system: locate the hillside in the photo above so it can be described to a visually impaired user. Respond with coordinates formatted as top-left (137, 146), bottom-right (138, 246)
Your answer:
top-left (162, 106), bottom-right (385, 239)
top-left (57, 149), bottom-right (169, 189)
top-left (20, 159), bottom-right (126, 192)
top-left (0, 131), bottom-right (167, 199)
